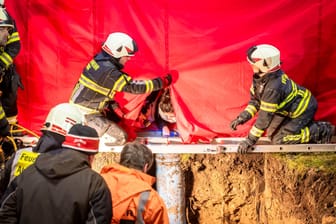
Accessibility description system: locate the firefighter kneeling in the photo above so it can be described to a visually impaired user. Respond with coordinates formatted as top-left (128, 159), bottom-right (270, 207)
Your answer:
top-left (230, 44), bottom-right (335, 153)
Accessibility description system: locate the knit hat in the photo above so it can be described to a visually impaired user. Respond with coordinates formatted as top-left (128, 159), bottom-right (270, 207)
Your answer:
top-left (62, 124), bottom-right (100, 154)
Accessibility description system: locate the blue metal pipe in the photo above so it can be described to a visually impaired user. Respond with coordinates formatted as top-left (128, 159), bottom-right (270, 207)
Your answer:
top-left (155, 154), bottom-right (186, 224)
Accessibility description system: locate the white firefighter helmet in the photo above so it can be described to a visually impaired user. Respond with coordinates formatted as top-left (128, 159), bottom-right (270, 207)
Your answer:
top-left (0, 8), bottom-right (13, 28)
top-left (102, 32), bottom-right (138, 58)
top-left (247, 44), bottom-right (281, 73)
top-left (41, 103), bottom-right (84, 136)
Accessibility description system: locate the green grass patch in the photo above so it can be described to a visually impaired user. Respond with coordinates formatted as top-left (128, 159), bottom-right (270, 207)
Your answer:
top-left (275, 152), bottom-right (336, 173)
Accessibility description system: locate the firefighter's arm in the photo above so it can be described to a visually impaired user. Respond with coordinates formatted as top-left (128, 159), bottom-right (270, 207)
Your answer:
top-left (238, 98), bottom-right (277, 153)
top-left (122, 73), bottom-right (172, 94)
top-left (230, 85), bottom-right (260, 131)
top-left (230, 102), bottom-right (258, 131)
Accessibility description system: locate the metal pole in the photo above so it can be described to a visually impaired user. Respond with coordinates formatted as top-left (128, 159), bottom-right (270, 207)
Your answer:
top-left (155, 154), bottom-right (186, 224)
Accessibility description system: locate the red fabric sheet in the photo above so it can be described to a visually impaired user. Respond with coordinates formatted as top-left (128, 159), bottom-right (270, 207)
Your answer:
top-left (8, 0), bottom-right (336, 143)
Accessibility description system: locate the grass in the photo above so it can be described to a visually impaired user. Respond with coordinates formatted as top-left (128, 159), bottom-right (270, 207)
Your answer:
top-left (275, 152), bottom-right (336, 173)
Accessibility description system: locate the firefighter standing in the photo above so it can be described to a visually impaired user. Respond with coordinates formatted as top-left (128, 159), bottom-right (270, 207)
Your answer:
top-left (69, 32), bottom-right (173, 146)
top-left (230, 44), bottom-right (334, 153)
top-left (0, 1), bottom-right (23, 131)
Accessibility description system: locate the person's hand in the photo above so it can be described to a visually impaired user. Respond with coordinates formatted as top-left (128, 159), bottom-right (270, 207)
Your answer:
top-left (237, 138), bottom-right (254, 154)
top-left (230, 116), bottom-right (244, 130)
top-left (162, 73), bottom-right (172, 88)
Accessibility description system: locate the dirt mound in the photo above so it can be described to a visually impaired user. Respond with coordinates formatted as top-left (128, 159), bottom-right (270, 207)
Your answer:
top-left (183, 153), bottom-right (336, 224)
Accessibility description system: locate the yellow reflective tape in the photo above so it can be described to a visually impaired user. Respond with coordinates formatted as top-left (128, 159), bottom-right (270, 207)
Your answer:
top-left (0, 108), bottom-right (5, 119)
top-left (245, 104), bottom-right (257, 116)
top-left (14, 151), bottom-right (40, 177)
top-left (281, 74), bottom-right (288, 84)
top-left (0, 52), bottom-right (13, 67)
top-left (301, 127), bottom-right (310, 143)
top-left (277, 110), bottom-right (288, 116)
top-left (113, 74), bottom-right (130, 92)
top-left (90, 60), bottom-right (99, 70)
top-left (278, 79), bottom-right (297, 109)
top-left (6, 32), bottom-right (20, 44)
top-left (290, 90), bottom-right (311, 118)
top-left (250, 85), bottom-right (254, 95)
top-left (145, 80), bottom-right (154, 92)
top-left (260, 101), bottom-right (277, 112)
top-left (282, 127), bottom-right (310, 143)
top-left (283, 133), bottom-right (302, 142)
top-left (79, 74), bottom-right (110, 96)
top-left (250, 125), bottom-right (264, 137)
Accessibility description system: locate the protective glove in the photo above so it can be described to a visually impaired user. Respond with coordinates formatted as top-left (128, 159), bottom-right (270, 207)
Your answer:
top-left (237, 138), bottom-right (255, 154)
top-left (162, 73), bottom-right (172, 88)
top-left (230, 116), bottom-right (245, 131)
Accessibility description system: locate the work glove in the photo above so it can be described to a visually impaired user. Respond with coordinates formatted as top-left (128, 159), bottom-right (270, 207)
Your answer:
top-left (237, 138), bottom-right (255, 154)
top-left (162, 73), bottom-right (172, 88)
top-left (230, 116), bottom-right (245, 131)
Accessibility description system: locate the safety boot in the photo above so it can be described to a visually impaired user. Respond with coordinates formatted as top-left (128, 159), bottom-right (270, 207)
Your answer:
top-left (316, 121), bottom-right (334, 144)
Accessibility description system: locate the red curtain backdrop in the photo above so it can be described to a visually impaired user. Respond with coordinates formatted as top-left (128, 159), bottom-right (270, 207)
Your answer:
top-left (8, 0), bottom-right (336, 143)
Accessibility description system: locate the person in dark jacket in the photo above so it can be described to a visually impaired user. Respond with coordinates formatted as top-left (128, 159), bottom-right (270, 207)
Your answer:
top-left (230, 44), bottom-right (335, 153)
top-left (0, 103), bottom-right (84, 198)
top-left (69, 32), bottom-right (174, 146)
top-left (0, 124), bottom-right (112, 224)
top-left (0, 2), bottom-right (23, 130)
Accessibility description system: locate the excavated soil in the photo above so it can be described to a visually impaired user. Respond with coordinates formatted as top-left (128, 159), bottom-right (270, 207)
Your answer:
top-left (92, 152), bottom-right (336, 224)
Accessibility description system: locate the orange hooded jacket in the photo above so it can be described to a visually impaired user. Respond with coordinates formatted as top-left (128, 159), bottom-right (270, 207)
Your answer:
top-left (100, 163), bottom-right (169, 224)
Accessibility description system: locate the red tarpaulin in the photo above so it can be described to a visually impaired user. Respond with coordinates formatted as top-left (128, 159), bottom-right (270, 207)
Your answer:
top-left (8, 0), bottom-right (336, 143)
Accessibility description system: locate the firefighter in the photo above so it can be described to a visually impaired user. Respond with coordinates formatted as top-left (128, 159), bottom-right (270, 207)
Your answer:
top-left (69, 32), bottom-right (173, 146)
top-left (0, 2), bottom-right (23, 132)
top-left (0, 124), bottom-right (112, 224)
top-left (230, 44), bottom-right (334, 153)
top-left (0, 103), bottom-right (84, 198)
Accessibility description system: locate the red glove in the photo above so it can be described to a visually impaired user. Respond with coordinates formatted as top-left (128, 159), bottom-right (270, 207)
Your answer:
top-left (168, 70), bottom-right (179, 83)
top-left (161, 70), bottom-right (179, 88)
top-left (162, 74), bottom-right (172, 88)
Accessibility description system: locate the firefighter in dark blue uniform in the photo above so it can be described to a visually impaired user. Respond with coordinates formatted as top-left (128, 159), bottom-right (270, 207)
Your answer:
top-left (0, 4), bottom-right (22, 131)
top-left (230, 44), bottom-right (334, 153)
top-left (70, 32), bottom-right (173, 145)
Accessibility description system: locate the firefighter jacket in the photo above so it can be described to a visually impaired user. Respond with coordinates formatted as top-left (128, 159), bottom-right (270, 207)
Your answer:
top-left (0, 15), bottom-right (20, 71)
top-left (0, 131), bottom-right (64, 198)
top-left (100, 163), bottom-right (169, 224)
top-left (239, 69), bottom-right (314, 143)
top-left (70, 51), bottom-right (166, 116)
top-left (0, 148), bottom-right (112, 224)
top-left (0, 14), bottom-right (23, 118)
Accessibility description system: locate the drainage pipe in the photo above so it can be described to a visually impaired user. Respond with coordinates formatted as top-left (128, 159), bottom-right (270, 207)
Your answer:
top-left (155, 153), bottom-right (186, 224)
